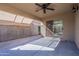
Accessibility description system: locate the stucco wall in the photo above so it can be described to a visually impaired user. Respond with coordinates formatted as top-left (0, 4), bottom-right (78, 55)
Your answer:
top-left (44, 13), bottom-right (75, 41)
top-left (75, 12), bottom-right (79, 48)
top-left (40, 21), bottom-right (46, 37)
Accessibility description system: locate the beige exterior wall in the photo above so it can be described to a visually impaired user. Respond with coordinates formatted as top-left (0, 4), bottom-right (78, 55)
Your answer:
top-left (43, 13), bottom-right (75, 41)
top-left (75, 12), bottom-right (79, 48)
top-left (40, 21), bottom-right (46, 37)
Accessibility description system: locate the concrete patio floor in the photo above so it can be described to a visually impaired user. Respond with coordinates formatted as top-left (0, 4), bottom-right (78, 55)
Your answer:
top-left (0, 35), bottom-right (79, 56)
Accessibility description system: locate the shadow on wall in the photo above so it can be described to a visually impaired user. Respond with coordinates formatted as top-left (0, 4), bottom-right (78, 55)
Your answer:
top-left (40, 22), bottom-right (54, 37)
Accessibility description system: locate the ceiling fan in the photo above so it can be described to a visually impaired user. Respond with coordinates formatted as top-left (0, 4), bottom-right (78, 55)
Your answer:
top-left (72, 4), bottom-right (79, 13)
top-left (35, 3), bottom-right (55, 14)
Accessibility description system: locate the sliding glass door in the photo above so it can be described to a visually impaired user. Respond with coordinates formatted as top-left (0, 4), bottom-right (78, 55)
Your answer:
top-left (53, 20), bottom-right (63, 37)
top-left (46, 20), bottom-right (63, 37)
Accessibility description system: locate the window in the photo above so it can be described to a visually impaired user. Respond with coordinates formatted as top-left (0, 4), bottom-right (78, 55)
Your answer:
top-left (0, 11), bottom-right (15, 21)
top-left (15, 15), bottom-right (23, 23)
top-left (22, 17), bottom-right (33, 24)
top-left (53, 20), bottom-right (63, 36)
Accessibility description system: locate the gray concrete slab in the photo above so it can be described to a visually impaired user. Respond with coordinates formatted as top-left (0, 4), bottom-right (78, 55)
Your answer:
top-left (0, 35), bottom-right (42, 50)
top-left (0, 36), bottom-right (79, 56)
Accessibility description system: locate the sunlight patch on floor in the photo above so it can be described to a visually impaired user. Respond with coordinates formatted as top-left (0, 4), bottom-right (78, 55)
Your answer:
top-left (10, 44), bottom-right (55, 51)
top-left (10, 37), bottom-right (60, 51)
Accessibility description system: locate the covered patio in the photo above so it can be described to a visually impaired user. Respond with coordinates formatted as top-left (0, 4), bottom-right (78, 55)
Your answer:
top-left (0, 3), bottom-right (79, 56)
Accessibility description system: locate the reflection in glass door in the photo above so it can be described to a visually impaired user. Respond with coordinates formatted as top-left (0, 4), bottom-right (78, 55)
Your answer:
top-left (53, 20), bottom-right (63, 37)
top-left (46, 20), bottom-right (63, 37)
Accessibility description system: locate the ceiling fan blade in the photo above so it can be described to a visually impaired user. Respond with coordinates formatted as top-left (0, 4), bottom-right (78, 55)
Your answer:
top-left (43, 9), bottom-right (46, 14)
top-left (45, 3), bottom-right (51, 7)
top-left (35, 3), bottom-right (42, 7)
top-left (46, 8), bottom-right (55, 10)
